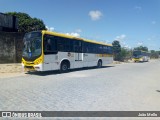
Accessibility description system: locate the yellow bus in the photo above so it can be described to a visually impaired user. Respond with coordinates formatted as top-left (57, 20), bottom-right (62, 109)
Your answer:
top-left (132, 50), bottom-right (150, 62)
top-left (22, 30), bottom-right (113, 72)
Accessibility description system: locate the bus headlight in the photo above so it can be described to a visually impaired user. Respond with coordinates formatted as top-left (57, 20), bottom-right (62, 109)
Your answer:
top-left (22, 58), bottom-right (25, 64)
top-left (34, 58), bottom-right (43, 65)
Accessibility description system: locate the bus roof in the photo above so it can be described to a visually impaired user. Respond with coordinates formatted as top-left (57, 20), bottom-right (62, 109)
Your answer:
top-left (42, 30), bottom-right (112, 46)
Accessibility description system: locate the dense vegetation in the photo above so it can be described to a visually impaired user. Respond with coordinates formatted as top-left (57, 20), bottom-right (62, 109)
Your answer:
top-left (6, 12), bottom-right (46, 32)
top-left (112, 40), bottom-right (160, 61)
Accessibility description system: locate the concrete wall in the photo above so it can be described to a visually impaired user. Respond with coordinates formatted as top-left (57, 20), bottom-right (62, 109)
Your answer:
top-left (0, 32), bottom-right (25, 63)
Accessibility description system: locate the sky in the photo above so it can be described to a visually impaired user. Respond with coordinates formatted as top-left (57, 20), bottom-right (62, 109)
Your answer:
top-left (0, 0), bottom-right (160, 50)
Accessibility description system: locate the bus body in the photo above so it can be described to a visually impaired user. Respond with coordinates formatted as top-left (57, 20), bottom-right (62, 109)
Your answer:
top-left (22, 30), bottom-right (113, 72)
top-left (132, 50), bottom-right (150, 62)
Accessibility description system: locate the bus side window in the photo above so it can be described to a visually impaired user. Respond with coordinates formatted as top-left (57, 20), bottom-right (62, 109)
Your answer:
top-left (70, 40), bottom-right (74, 52)
top-left (65, 38), bottom-right (71, 52)
top-left (90, 43), bottom-right (95, 53)
top-left (74, 41), bottom-right (82, 53)
top-left (44, 35), bottom-right (57, 54)
top-left (97, 45), bottom-right (100, 53)
top-left (79, 41), bottom-right (82, 52)
top-left (102, 46), bottom-right (105, 53)
top-left (102, 46), bottom-right (106, 53)
top-left (110, 47), bottom-right (113, 54)
top-left (107, 46), bottom-right (112, 54)
top-left (83, 42), bottom-right (88, 53)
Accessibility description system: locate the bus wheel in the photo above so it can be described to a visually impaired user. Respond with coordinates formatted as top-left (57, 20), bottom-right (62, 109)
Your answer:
top-left (97, 60), bottom-right (102, 68)
top-left (60, 62), bottom-right (69, 73)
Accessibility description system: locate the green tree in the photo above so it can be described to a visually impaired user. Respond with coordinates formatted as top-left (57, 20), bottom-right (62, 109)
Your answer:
top-left (134, 46), bottom-right (148, 51)
top-left (112, 40), bottom-right (121, 53)
top-left (121, 48), bottom-right (132, 61)
top-left (150, 50), bottom-right (159, 59)
top-left (116, 48), bottom-right (132, 61)
top-left (6, 12), bottom-right (46, 32)
top-left (112, 40), bottom-right (121, 61)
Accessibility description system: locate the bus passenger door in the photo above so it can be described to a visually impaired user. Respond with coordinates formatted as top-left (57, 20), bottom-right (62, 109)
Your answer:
top-left (75, 53), bottom-right (83, 61)
top-left (74, 41), bottom-right (83, 68)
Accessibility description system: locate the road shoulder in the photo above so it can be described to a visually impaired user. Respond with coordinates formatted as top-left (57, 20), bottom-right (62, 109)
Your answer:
top-left (0, 63), bottom-right (26, 79)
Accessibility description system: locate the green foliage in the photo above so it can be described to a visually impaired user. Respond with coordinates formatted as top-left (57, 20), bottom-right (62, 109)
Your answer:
top-left (112, 40), bottom-right (121, 61)
top-left (112, 40), bottom-right (121, 53)
top-left (134, 46), bottom-right (148, 52)
top-left (112, 41), bottom-right (132, 61)
top-left (6, 12), bottom-right (46, 32)
top-left (112, 40), bottom-right (133, 61)
top-left (115, 48), bottom-right (132, 61)
top-left (150, 50), bottom-right (159, 58)
top-left (120, 48), bottom-right (132, 61)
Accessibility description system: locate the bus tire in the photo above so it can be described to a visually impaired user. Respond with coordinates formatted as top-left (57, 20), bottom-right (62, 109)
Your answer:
top-left (60, 61), bottom-right (69, 73)
top-left (97, 60), bottom-right (102, 68)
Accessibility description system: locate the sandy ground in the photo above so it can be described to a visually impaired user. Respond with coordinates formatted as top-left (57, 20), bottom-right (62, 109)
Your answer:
top-left (0, 63), bottom-right (26, 78)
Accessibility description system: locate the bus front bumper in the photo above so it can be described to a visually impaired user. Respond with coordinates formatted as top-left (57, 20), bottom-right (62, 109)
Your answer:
top-left (22, 63), bottom-right (43, 72)
top-left (133, 58), bottom-right (143, 62)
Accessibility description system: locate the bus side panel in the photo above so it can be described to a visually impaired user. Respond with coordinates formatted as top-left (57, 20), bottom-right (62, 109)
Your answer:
top-left (58, 52), bottom-right (75, 69)
top-left (43, 54), bottom-right (59, 71)
top-left (109, 56), bottom-right (113, 64)
top-left (102, 56), bottom-right (113, 65)
top-left (43, 52), bottom-right (113, 71)
top-left (73, 53), bottom-right (83, 68)
top-left (83, 53), bottom-right (97, 67)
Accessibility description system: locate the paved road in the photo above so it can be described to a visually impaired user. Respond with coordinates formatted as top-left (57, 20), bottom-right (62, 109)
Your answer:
top-left (0, 60), bottom-right (160, 111)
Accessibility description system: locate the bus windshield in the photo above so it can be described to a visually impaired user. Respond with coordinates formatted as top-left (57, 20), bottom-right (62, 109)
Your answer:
top-left (22, 32), bottom-right (42, 60)
top-left (133, 51), bottom-right (142, 58)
